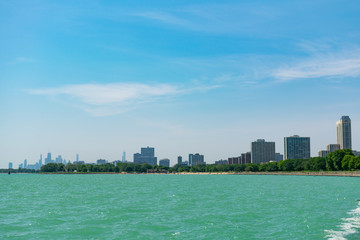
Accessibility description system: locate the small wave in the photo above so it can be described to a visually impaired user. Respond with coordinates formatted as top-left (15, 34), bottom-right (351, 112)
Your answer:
top-left (324, 203), bottom-right (360, 239)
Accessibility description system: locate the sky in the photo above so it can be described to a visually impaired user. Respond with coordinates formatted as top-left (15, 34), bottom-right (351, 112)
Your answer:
top-left (1, 0), bottom-right (360, 168)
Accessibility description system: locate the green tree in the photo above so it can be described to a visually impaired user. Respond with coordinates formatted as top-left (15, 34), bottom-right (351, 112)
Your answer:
top-left (56, 163), bottom-right (65, 172)
top-left (342, 155), bottom-right (355, 170)
top-left (245, 163), bottom-right (259, 172)
top-left (293, 159), bottom-right (308, 171)
top-left (262, 162), bottom-right (279, 172)
top-left (349, 156), bottom-right (360, 170)
top-left (279, 160), bottom-right (294, 171)
top-left (305, 157), bottom-right (326, 171)
top-left (233, 164), bottom-right (246, 172)
top-left (326, 149), bottom-right (354, 171)
top-left (40, 163), bottom-right (58, 172)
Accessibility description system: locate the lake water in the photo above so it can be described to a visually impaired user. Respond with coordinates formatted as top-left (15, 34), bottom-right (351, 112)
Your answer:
top-left (1, 174), bottom-right (359, 239)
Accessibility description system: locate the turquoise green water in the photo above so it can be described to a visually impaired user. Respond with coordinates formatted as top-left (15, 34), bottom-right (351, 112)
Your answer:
top-left (1, 174), bottom-right (359, 239)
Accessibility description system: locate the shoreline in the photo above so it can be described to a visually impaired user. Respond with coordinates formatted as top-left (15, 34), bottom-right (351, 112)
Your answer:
top-left (7, 171), bottom-right (359, 177)
top-left (172, 171), bottom-right (360, 177)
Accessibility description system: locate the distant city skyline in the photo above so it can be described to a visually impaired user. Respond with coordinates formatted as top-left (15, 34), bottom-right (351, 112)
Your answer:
top-left (1, 1), bottom-right (360, 168)
top-left (5, 115), bottom-right (360, 168)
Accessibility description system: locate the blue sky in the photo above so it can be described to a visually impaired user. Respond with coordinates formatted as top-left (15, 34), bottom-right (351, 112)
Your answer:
top-left (1, 0), bottom-right (360, 167)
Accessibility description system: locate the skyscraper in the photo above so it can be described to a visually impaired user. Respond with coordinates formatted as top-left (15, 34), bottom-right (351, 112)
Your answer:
top-left (189, 153), bottom-right (205, 166)
top-left (251, 139), bottom-right (275, 164)
top-left (284, 135), bottom-right (311, 160)
top-left (133, 147), bottom-right (157, 165)
top-left (133, 153), bottom-right (141, 163)
top-left (177, 156), bottom-right (182, 165)
top-left (8, 162), bottom-right (13, 169)
top-left (141, 147), bottom-right (154, 157)
top-left (337, 116), bottom-right (352, 150)
top-left (122, 152), bottom-right (126, 162)
top-left (45, 152), bottom-right (52, 164)
top-left (24, 159), bottom-right (27, 168)
top-left (56, 155), bottom-right (63, 163)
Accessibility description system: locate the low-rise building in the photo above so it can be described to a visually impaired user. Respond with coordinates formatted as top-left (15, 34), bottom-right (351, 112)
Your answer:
top-left (215, 159), bottom-right (228, 165)
top-left (159, 158), bottom-right (170, 167)
top-left (228, 157), bottom-right (241, 164)
top-left (318, 150), bottom-right (330, 158)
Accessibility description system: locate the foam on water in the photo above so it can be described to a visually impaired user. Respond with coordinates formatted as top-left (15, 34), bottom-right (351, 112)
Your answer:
top-left (325, 202), bottom-right (360, 240)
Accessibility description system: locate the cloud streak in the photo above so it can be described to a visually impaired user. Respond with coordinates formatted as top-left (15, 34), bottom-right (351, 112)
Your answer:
top-left (273, 49), bottom-right (360, 81)
top-left (27, 82), bottom-right (219, 116)
top-left (128, 3), bottom-right (285, 35)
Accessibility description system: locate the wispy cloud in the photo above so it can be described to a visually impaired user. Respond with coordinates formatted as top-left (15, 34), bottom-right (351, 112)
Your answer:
top-left (128, 3), bottom-right (285, 35)
top-left (130, 11), bottom-right (189, 27)
top-left (273, 48), bottom-right (360, 82)
top-left (14, 57), bottom-right (36, 63)
top-left (26, 82), bottom-right (219, 116)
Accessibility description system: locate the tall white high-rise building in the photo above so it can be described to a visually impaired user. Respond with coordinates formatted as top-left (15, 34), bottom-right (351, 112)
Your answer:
top-left (122, 152), bottom-right (126, 162)
top-left (336, 116), bottom-right (352, 150)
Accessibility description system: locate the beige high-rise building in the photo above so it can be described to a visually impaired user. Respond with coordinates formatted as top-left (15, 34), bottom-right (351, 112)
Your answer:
top-left (336, 116), bottom-right (352, 150)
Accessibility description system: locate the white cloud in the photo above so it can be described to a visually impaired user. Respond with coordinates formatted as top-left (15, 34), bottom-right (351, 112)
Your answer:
top-left (28, 83), bottom-right (178, 104)
top-left (130, 11), bottom-right (188, 27)
top-left (128, 3), bottom-right (285, 35)
top-left (27, 82), bottom-right (219, 116)
top-left (273, 49), bottom-right (360, 81)
top-left (15, 57), bottom-right (36, 63)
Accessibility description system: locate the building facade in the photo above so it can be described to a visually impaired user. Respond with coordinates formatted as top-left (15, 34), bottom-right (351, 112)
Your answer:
top-left (327, 144), bottom-right (340, 152)
top-left (251, 139), bottom-right (275, 164)
top-left (215, 159), bottom-right (228, 165)
top-left (228, 157), bottom-right (241, 164)
top-left (284, 135), bottom-right (311, 160)
top-left (45, 152), bottom-right (52, 164)
top-left (133, 146), bottom-right (157, 165)
top-left (97, 159), bottom-right (107, 165)
top-left (318, 150), bottom-right (330, 158)
top-left (337, 116), bottom-right (352, 150)
top-left (177, 156), bottom-right (182, 165)
top-left (275, 153), bottom-right (283, 162)
top-left (159, 158), bottom-right (170, 167)
top-left (241, 152), bottom-right (251, 164)
top-left (189, 153), bottom-right (205, 166)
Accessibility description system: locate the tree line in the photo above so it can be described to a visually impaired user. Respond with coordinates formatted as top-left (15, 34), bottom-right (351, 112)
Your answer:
top-left (36, 149), bottom-right (360, 173)
top-left (1, 168), bottom-right (38, 173)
